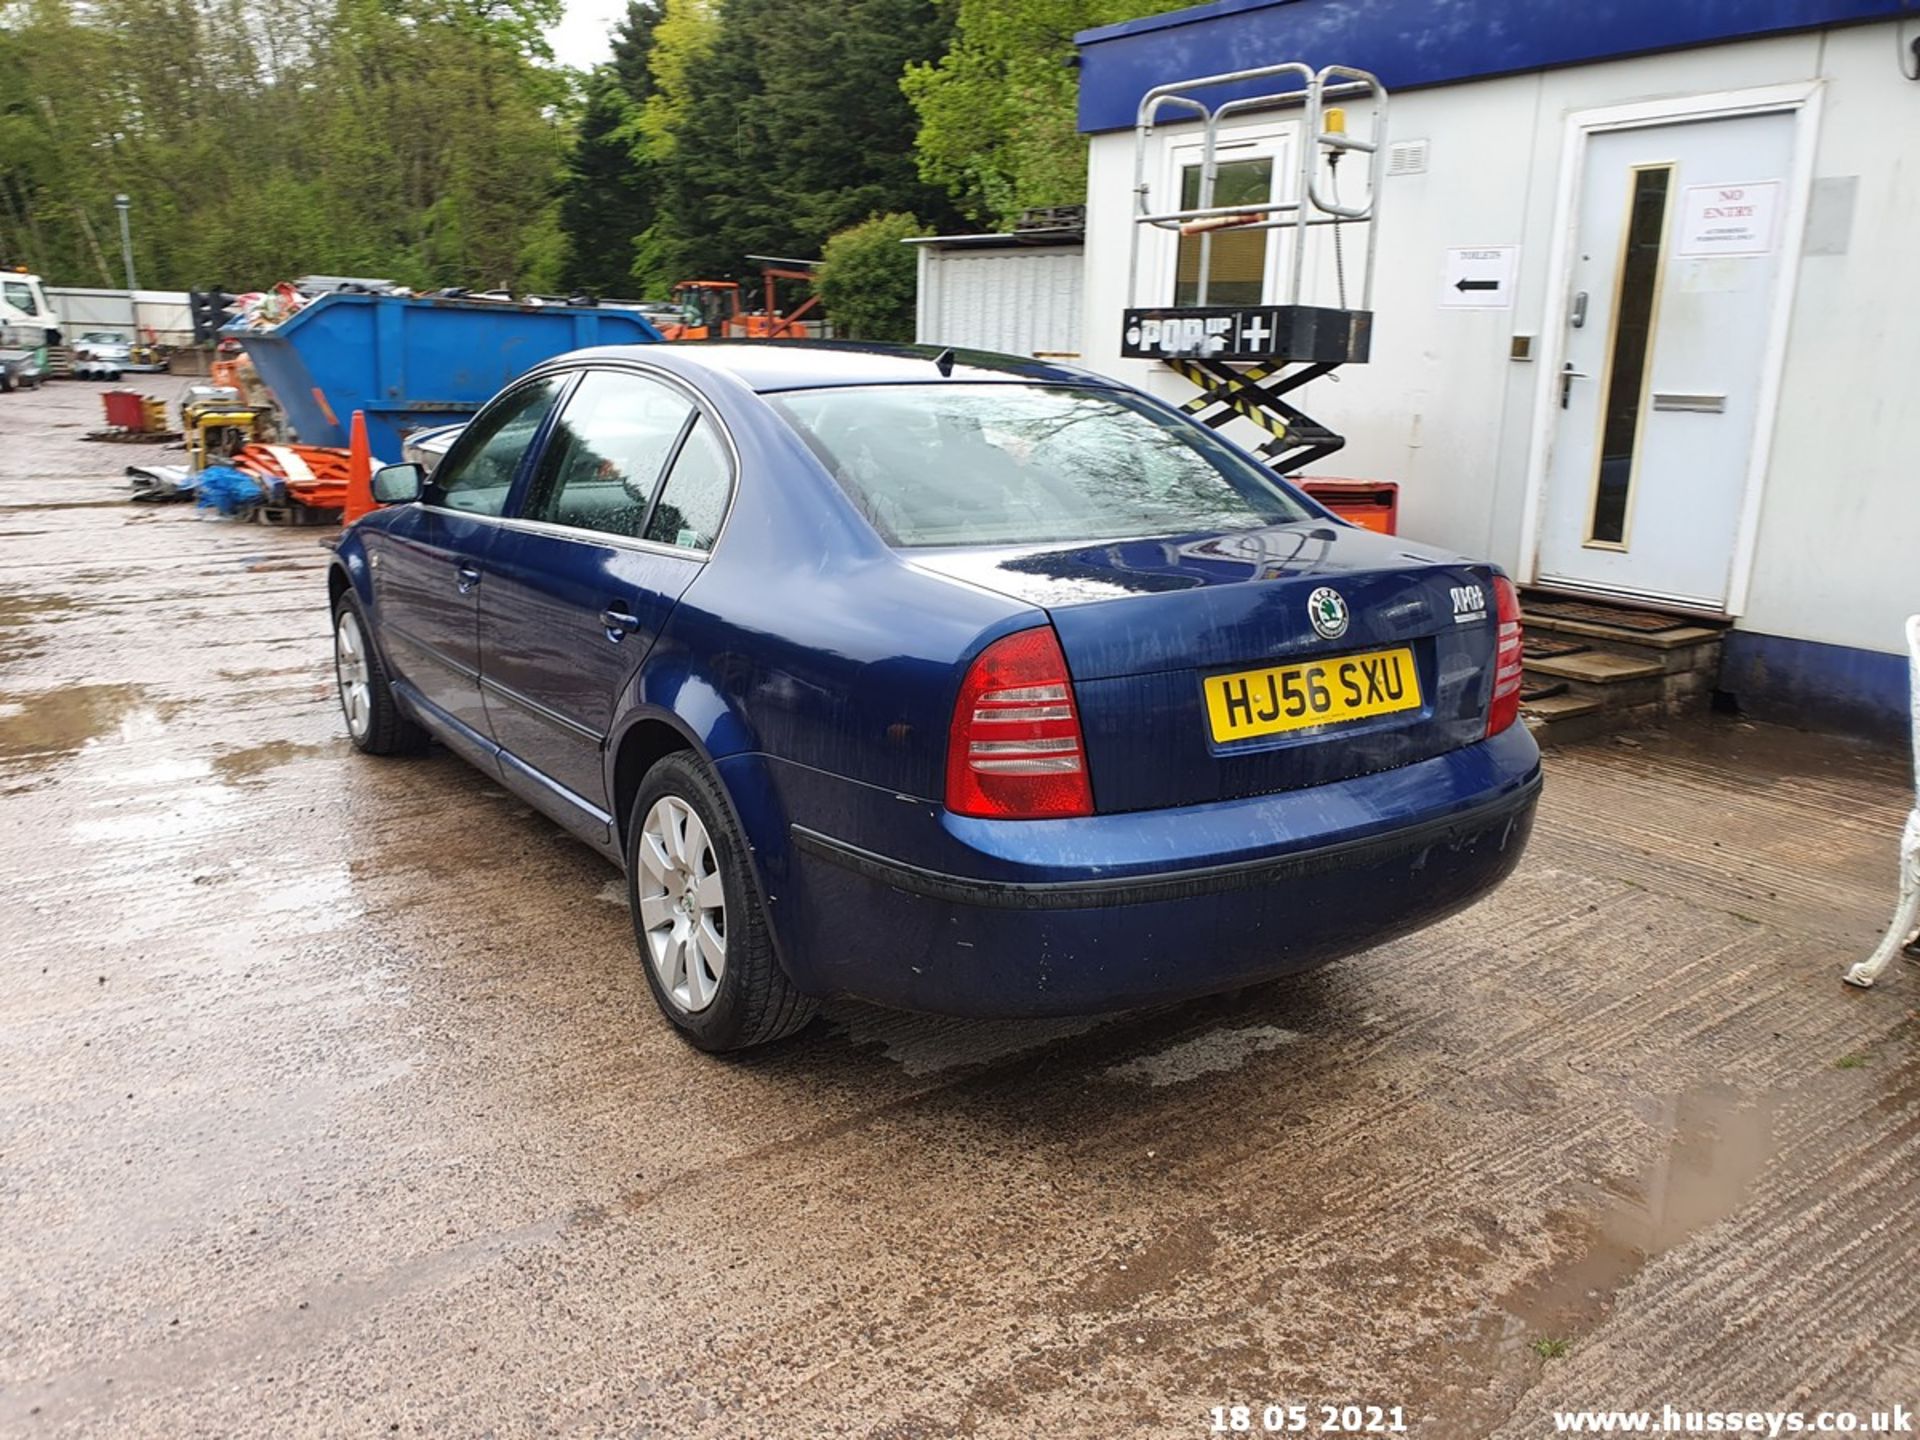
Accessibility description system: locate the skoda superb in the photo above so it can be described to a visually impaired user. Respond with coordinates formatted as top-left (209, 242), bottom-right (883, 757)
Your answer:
top-left (328, 343), bottom-right (1540, 1051)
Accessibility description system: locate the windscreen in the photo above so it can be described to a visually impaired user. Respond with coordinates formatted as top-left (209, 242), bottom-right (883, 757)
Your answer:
top-left (772, 383), bottom-right (1312, 548)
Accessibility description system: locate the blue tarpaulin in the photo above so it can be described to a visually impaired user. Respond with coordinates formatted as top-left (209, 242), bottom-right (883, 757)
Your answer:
top-left (194, 465), bottom-right (273, 516)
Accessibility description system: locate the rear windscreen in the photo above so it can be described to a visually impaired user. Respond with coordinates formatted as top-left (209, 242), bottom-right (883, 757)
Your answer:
top-left (771, 383), bottom-right (1311, 548)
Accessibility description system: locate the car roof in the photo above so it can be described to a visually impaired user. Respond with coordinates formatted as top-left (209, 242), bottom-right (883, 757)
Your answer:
top-left (551, 340), bottom-right (1118, 394)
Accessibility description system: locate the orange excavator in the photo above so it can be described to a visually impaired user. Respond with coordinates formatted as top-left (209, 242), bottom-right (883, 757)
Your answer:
top-left (656, 258), bottom-right (821, 341)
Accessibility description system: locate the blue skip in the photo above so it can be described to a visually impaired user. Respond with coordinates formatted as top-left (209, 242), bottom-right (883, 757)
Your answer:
top-left (234, 293), bottom-right (664, 460)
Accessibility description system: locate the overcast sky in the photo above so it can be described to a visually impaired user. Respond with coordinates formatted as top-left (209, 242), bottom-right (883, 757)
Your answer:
top-left (547, 0), bottom-right (625, 71)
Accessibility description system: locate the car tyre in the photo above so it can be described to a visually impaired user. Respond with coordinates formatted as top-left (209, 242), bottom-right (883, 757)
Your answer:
top-left (332, 592), bottom-right (428, 756)
top-left (628, 751), bottom-right (817, 1052)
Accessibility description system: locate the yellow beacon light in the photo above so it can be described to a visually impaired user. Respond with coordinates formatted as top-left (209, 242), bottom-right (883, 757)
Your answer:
top-left (1324, 107), bottom-right (1347, 136)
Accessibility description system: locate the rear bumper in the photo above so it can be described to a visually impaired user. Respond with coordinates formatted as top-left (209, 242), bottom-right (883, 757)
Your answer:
top-left (767, 725), bottom-right (1542, 1017)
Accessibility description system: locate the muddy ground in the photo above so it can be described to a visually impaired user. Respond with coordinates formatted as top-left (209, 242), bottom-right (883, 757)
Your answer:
top-left (1, 377), bottom-right (1915, 1438)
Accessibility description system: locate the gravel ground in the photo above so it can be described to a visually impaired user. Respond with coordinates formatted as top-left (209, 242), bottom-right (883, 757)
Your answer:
top-left (1, 376), bottom-right (1915, 1438)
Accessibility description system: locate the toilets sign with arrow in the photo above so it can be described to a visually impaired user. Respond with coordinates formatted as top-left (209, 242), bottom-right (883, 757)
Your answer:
top-left (1439, 245), bottom-right (1519, 309)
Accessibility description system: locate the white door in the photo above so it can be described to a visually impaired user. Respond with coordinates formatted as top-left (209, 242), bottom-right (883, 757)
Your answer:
top-left (1536, 111), bottom-right (1796, 611)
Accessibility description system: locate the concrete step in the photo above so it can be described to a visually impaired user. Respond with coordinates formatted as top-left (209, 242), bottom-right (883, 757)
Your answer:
top-left (1524, 650), bottom-right (1665, 685)
top-left (1523, 634), bottom-right (1590, 661)
top-left (1522, 692), bottom-right (1608, 746)
top-left (1514, 593), bottom-right (1725, 746)
top-left (1522, 611), bottom-right (1725, 655)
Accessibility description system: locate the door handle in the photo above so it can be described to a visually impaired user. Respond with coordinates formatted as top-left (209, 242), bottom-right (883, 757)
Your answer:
top-left (455, 564), bottom-right (481, 594)
top-left (600, 606), bottom-right (641, 641)
top-left (1559, 363), bottom-right (1589, 410)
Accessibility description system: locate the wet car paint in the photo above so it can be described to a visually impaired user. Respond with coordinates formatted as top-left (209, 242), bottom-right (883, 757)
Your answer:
top-left (334, 343), bottom-right (1540, 1015)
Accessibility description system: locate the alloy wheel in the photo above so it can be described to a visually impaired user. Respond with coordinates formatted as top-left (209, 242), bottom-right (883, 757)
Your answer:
top-left (334, 609), bottom-right (372, 741)
top-left (636, 795), bottom-right (727, 1013)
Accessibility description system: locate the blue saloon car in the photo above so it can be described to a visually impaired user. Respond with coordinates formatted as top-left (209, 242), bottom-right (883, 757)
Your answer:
top-left (328, 342), bottom-right (1540, 1051)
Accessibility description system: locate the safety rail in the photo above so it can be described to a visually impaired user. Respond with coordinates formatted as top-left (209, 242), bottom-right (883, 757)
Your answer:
top-left (1126, 61), bottom-right (1387, 318)
top-left (1122, 60), bottom-right (1386, 472)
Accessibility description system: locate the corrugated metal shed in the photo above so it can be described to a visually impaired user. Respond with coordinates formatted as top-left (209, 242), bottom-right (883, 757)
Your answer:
top-left (909, 230), bottom-right (1084, 358)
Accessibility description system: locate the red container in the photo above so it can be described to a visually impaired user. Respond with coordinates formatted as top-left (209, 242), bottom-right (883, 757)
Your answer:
top-left (101, 389), bottom-right (147, 432)
top-left (1301, 477), bottom-right (1399, 535)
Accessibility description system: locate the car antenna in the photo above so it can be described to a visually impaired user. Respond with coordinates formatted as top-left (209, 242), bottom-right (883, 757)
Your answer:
top-left (933, 347), bottom-right (955, 378)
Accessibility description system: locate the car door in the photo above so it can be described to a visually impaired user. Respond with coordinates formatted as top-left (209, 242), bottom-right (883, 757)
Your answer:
top-left (478, 367), bottom-right (734, 832)
top-left (370, 375), bottom-right (567, 747)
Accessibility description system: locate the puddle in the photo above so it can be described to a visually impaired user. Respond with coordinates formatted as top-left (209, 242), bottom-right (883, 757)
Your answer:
top-left (0, 684), bottom-right (160, 762)
top-left (829, 1002), bottom-right (1109, 1077)
top-left (1103, 1023), bottom-right (1305, 1087)
top-left (213, 739), bottom-right (327, 781)
top-left (1419, 1082), bottom-right (1776, 1436)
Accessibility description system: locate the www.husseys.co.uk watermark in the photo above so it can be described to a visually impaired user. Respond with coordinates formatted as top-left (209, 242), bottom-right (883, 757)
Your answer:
top-left (1552, 1404), bottom-right (1913, 1434)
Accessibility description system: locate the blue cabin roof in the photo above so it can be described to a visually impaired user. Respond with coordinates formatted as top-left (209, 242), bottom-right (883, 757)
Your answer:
top-left (1075, 0), bottom-right (1907, 133)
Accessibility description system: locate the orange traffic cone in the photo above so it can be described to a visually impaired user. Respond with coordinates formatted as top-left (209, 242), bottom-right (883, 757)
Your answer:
top-left (342, 409), bottom-right (375, 525)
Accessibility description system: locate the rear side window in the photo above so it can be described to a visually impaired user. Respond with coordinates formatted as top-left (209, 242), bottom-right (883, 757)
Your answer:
top-left (432, 377), bottom-right (565, 517)
top-left (643, 417), bottom-right (730, 551)
top-left (771, 383), bottom-right (1310, 548)
top-left (525, 371), bottom-right (694, 539)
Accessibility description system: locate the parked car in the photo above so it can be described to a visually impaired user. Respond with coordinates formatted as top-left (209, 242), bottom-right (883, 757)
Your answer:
top-left (71, 331), bottom-right (168, 380)
top-left (327, 342), bottom-right (1541, 1051)
top-left (401, 421), bottom-right (465, 473)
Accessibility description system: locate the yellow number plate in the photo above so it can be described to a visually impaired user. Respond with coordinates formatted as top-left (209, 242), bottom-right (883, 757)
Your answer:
top-left (1204, 646), bottom-right (1422, 743)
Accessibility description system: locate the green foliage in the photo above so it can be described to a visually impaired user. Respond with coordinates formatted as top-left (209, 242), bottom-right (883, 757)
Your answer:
top-left (3, 0), bottom-right (1200, 327)
top-left (560, 68), bottom-right (651, 294)
top-left (903, 0), bottom-right (1200, 227)
top-left (631, 0), bottom-right (960, 293)
top-left (1, 0), bottom-right (570, 290)
top-left (815, 212), bottom-right (926, 341)
top-left (609, 0), bottom-right (664, 97)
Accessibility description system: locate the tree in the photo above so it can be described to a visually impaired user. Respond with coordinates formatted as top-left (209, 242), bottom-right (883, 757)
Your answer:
top-left (560, 71), bottom-right (650, 293)
top-left (608, 0), bottom-right (663, 98)
top-left (814, 212), bottom-right (926, 341)
top-left (903, 0), bottom-right (1200, 228)
top-left (1, 0), bottom-right (572, 292)
top-left (640, 0), bottom-right (959, 291)
top-left (626, 0), bottom-right (723, 290)
top-left (559, 1), bottom-right (660, 293)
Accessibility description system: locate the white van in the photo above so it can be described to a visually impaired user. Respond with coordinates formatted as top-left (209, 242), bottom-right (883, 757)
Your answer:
top-left (0, 270), bottom-right (60, 344)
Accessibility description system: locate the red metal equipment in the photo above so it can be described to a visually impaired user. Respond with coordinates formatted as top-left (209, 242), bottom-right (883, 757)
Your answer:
top-left (657, 257), bottom-right (822, 341)
top-left (1300, 478), bottom-right (1400, 535)
top-left (101, 390), bottom-right (148, 431)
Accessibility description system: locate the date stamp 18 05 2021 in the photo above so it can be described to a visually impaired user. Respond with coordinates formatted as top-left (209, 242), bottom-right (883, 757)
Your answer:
top-left (1208, 1404), bottom-right (1409, 1434)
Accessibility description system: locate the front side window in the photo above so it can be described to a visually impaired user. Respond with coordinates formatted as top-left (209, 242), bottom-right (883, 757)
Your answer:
top-left (524, 370), bottom-right (694, 539)
top-left (3, 282), bottom-right (39, 316)
top-left (772, 384), bottom-right (1311, 549)
top-left (431, 377), bottom-right (566, 517)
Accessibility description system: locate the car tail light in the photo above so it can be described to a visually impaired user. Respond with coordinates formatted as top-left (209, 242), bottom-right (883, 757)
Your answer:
top-left (1486, 574), bottom-right (1524, 738)
top-left (946, 625), bottom-right (1094, 819)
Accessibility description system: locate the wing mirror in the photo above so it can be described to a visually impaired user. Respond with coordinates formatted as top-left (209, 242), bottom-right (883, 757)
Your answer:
top-left (370, 463), bottom-right (424, 505)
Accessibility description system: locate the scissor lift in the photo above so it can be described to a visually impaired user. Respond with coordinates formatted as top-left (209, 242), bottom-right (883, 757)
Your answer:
top-left (1125, 62), bottom-right (1387, 473)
